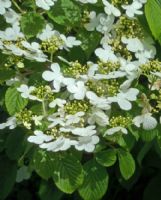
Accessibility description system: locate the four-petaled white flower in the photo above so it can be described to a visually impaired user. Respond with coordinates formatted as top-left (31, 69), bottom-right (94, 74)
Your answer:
top-left (67, 81), bottom-right (86, 100)
top-left (35, 0), bottom-right (57, 10)
top-left (108, 88), bottom-right (139, 110)
top-left (17, 84), bottom-right (37, 100)
top-left (0, 0), bottom-right (11, 15)
top-left (28, 130), bottom-right (53, 145)
top-left (122, 1), bottom-right (143, 18)
top-left (102, 0), bottom-right (121, 17)
top-left (104, 126), bottom-right (128, 135)
top-left (133, 113), bottom-right (157, 130)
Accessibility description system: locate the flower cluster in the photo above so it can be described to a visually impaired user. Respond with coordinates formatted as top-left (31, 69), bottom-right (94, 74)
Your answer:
top-left (0, 0), bottom-right (160, 154)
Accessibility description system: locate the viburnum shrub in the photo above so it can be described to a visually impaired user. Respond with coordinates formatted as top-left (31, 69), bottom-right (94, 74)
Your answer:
top-left (0, 0), bottom-right (161, 199)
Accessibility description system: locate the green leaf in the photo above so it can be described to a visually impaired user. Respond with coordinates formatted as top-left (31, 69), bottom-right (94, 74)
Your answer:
top-left (0, 155), bottom-right (17, 200)
top-left (140, 129), bottom-right (158, 142)
top-left (95, 149), bottom-right (117, 167)
top-left (38, 180), bottom-right (64, 200)
top-left (5, 128), bottom-right (27, 160)
top-left (145, 0), bottom-right (161, 43)
top-left (53, 154), bottom-right (84, 194)
top-left (0, 68), bottom-right (15, 82)
top-left (31, 150), bottom-right (55, 180)
top-left (78, 30), bottom-right (101, 58)
top-left (118, 149), bottom-right (135, 180)
top-left (78, 160), bottom-right (109, 200)
top-left (5, 87), bottom-right (28, 115)
top-left (20, 12), bottom-right (45, 38)
top-left (48, 0), bottom-right (81, 26)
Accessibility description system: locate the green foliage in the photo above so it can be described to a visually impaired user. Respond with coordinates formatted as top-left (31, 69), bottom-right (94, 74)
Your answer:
top-left (78, 160), bottom-right (109, 200)
top-left (52, 153), bottom-right (84, 194)
top-left (145, 0), bottom-right (161, 43)
top-left (95, 149), bottom-right (117, 167)
top-left (118, 149), bottom-right (136, 180)
top-left (5, 87), bottom-right (28, 115)
top-left (20, 12), bottom-right (45, 38)
top-left (0, 155), bottom-right (17, 200)
top-left (48, 0), bottom-right (81, 26)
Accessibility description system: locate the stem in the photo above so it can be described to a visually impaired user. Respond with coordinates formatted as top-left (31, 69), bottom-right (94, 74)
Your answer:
top-left (42, 100), bottom-right (47, 117)
top-left (12, 0), bottom-right (24, 13)
top-left (50, 52), bottom-right (54, 62)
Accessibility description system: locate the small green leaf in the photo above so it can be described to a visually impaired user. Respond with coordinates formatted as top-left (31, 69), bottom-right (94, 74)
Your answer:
top-left (78, 160), bottom-right (109, 200)
top-left (20, 12), bottom-right (45, 38)
top-left (141, 129), bottom-right (158, 142)
top-left (53, 153), bottom-right (84, 194)
top-left (5, 87), bottom-right (28, 115)
top-left (118, 149), bottom-right (135, 180)
top-left (95, 149), bottom-right (117, 167)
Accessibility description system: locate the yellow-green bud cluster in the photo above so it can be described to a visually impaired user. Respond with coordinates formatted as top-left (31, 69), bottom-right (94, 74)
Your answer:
top-left (115, 16), bottom-right (144, 39)
top-left (86, 79), bottom-right (119, 96)
top-left (16, 109), bottom-right (33, 129)
top-left (140, 60), bottom-right (161, 76)
top-left (81, 10), bottom-right (90, 25)
top-left (63, 61), bottom-right (89, 78)
top-left (109, 38), bottom-right (132, 60)
top-left (111, 0), bottom-right (129, 6)
top-left (64, 100), bottom-right (89, 115)
top-left (109, 116), bottom-right (132, 127)
top-left (31, 85), bottom-right (54, 101)
top-left (3, 38), bottom-right (25, 49)
top-left (98, 61), bottom-right (120, 74)
top-left (41, 35), bottom-right (64, 53)
top-left (46, 127), bottom-right (60, 139)
top-left (4, 55), bottom-right (23, 68)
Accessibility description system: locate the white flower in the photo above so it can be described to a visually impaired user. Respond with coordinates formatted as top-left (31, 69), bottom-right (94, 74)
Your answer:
top-left (67, 81), bottom-right (86, 100)
top-left (88, 108), bottom-right (109, 126)
top-left (65, 112), bottom-right (85, 126)
top-left (28, 130), bottom-right (53, 145)
top-left (0, 0), bottom-right (11, 15)
top-left (74, 135), bottom-right (99, 152)
top-left (102, 0), bottom-right (121, 17)
top-left (4, 8), bottom-right (20, 24)
top-left (121, 37), bottom-right (144, 53)
top-left (42, 63), bottom-right (74, 92)
top-left (35, 0), bottom-right (57, 10)
top-left (32, 115), bottom-right (43, 126)
top-left (49, 98), bottom-right (66, 108)
top-left (40, 136), bottom-right (77, 152)
top-left (108, 88), bottom-right (139, 110)
top-left (122, 1), bottom-right (143, 18)
top-left (84, 12), bottom-right (102, 31)
top-left (17, 84), bottom-right (37, 100)
top-left (104, 126), bottom-right (128, 135)
top-left (96, 14), bottom-right (114, 34)
top-left (75, 0), bottom-right (97, 3)
top-left (0, 23), bottom-right (24, 41)
top-left (61, 36), bottom-right (81, 49)
top-left (133, 113), bottom-right (157, 130)
top-left (0, 116), bottom-right (17, 130)
top-left (37, 24), bottom-right (55, 40)
top-left (95, 45), bottom-right (117, 62)
top-left (86, 91), bottom-right (111, 110)
top-left (71, 125), bottom-right (96, 137)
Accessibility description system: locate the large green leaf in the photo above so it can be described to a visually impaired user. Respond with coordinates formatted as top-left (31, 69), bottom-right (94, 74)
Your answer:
top-left (52, 154), bottom-right (84, 194)
top-left (20, 12), bottom-right (45, 38)
top-left (78, 160), bottom-right (109, 200)
top-left (0, 155), bottom-right (17, 200)
top-left (48, 0), bottom-right (81, 26)
top-left (140, 129), bottom-right (158, 142)
top-left (31, 150), bottom-right (55, 180)
top-left (5, 128), bottom-right (27, 160)
top-left (95, 149), bottom-right (117, 167)
top-left (145, 0), bottom-right (161, 43)
top-left (5, 87), bottom-right (28, 115)
top-left (118, 149), bottom-right (135, 180)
